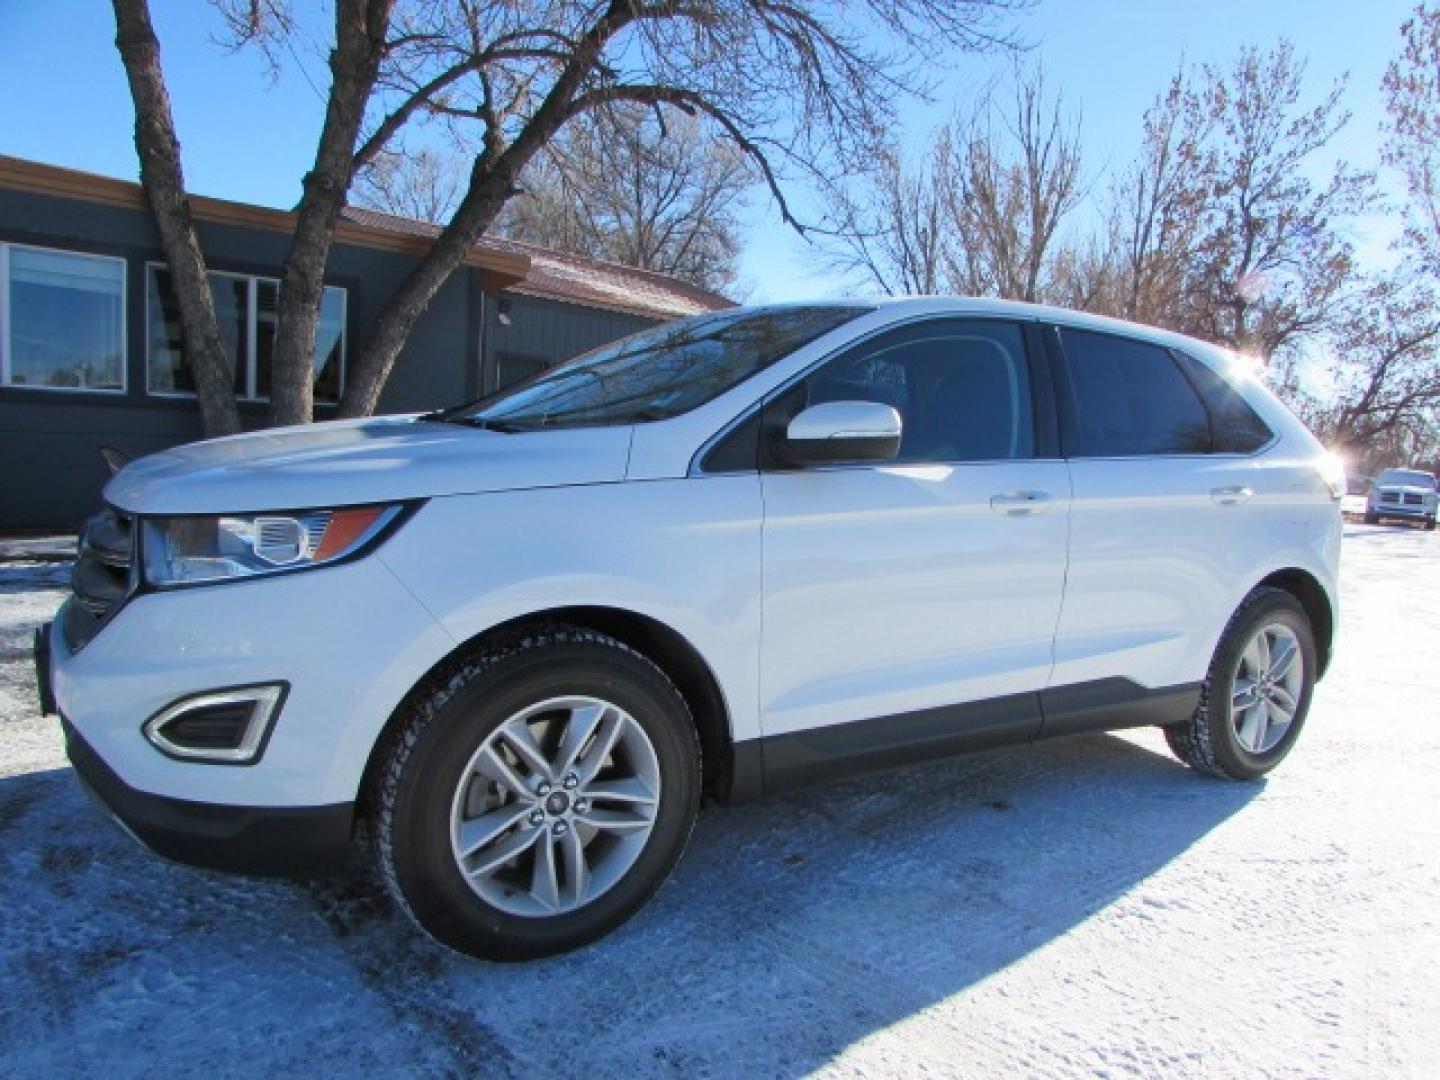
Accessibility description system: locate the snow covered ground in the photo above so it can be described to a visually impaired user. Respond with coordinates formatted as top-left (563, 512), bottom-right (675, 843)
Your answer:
top-left (2, 525), bottom-right (1437, 1078)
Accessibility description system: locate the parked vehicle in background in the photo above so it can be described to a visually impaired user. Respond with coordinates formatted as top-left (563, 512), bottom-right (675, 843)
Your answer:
top-left (1364, 468), bottom-right (1438, 530)
top-left (37, 298), bottom-right (1342, 961)
top-left (1341, 477), bottom-right (1370, 521)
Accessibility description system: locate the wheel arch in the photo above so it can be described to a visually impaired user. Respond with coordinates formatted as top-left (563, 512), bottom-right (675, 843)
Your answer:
top-left (360, 605), bottom-right (740, 813)
top-left (1252, 567), bottom-right (1335, 679)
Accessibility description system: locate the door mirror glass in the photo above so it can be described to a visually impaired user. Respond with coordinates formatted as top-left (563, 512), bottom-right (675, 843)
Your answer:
top-left (779, 401), bottom-right (902, 466)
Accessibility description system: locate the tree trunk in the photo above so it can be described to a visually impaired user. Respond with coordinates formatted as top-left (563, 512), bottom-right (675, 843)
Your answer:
top-left (112, 0), bottom-right (240, 437)
top-left (339, 3), bottom-right (632, 417)
top-left (268, 0), bottom-right (393, 428)
top-left (339, 171), bottom-right (513, 417)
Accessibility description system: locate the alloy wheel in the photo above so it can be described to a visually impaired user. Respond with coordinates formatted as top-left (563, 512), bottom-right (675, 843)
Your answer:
top-left (1229, 622), bottom-right (1304, 755)
top-left (449, 696), bottom-right (661, 918)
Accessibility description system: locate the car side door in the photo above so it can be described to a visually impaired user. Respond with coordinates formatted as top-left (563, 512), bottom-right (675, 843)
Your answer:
top-left (1043, 324), bottom-right (1278, 732)
top-left (755, 317), bottom-right (1072, 790)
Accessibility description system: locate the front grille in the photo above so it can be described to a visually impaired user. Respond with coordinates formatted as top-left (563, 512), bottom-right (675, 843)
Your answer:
top-left (1404, 493), bottom-right (1423, 506)
top-left (63, 508), bottom-right (135, 652)
top-left (1382, 491), bottom-right (1400, 503)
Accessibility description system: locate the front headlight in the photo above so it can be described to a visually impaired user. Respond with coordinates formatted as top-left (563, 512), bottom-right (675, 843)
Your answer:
top-left (141, 504), bottom-right (407, 587)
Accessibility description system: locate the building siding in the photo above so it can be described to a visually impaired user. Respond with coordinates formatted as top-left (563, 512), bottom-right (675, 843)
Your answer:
top-left (484, 292), bottom-right (656, 395)
top-left (0, 188), bottom-right (660, 530)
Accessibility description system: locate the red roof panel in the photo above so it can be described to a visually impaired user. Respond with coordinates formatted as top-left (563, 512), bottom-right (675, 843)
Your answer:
top-left (340, 206), bottom-right (734, 321)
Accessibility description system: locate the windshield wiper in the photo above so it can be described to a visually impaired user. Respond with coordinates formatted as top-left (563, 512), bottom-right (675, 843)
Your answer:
top-left (418, 411), bottom-right (530, 432)
top-left (426, 408), bottom-right (673, 431)
top-left (472, 419), bottom-right (536, 433)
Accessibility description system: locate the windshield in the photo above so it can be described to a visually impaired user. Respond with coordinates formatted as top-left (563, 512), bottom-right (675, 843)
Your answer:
top-left (438, 304), bottom-right (870, 430)
top-left (1377, 469), bottom-right (1436, 489)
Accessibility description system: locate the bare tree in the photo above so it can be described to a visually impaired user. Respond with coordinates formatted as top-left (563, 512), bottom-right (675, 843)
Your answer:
top-left (491, 151), bottom-right (592, 256)
top-left (818, 135), bottom-right (956, 295)
top-left (1099, 71), bottom-right (1215, 324)
top-left (1302, 278), bottom-right (1440, 461)
top-left (816, 38), bottom-right (1404, 465)
top-left (117, 0), bottom-right (391, 430)
top-left (113, 0), bottom-right (244, 434)
top-left (1068, 42), bottom-right (1371, 371)
top-left (820, 67), bottom-right (1083, 303)
top-left (1180, 42), bottom-right (1372, 361)
top-left (945, 70), bottom-right (1085, 302)
top-left (353, 146), bottom-right (468, 224)
top-left (1385, 3), bottom-right (1440, 277)
top-left (1046, 234), bottom-right (1122, 314)
top-left (494, 104), bottom-right (750, 293)
top-left (111, 0), bottom-right (1030, 432)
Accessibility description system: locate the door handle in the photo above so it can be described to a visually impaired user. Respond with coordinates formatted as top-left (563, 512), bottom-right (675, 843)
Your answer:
top-left (1210, 485), bottom-right (1254, 505)
top-left (990, 490), bottom-right (1053, 516)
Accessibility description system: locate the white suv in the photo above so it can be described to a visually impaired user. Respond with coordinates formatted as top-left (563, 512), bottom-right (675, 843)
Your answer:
top-left (38, 299), bottom-right (1342, 960)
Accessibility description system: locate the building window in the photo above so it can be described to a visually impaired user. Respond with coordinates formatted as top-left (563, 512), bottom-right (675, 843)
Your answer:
top-left (496, 351), bottom-right (550, 391)
top-left (146, 265), bottom-right (346, 403)
top-left (1, 243), bottom-right (126, 392)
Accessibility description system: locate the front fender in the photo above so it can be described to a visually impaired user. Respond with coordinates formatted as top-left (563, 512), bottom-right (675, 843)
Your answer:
top-left (378, 479), bottom-right (764, 745)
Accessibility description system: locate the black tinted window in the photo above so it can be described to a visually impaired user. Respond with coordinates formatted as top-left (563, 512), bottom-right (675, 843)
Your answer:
top-left (795, 320), bottom-right (1034, 463)
top-left (440, 304), bottom-right (869, 430)
top-left (701, 410), bottom-right (762, 472)
top-left (1060, 329), bottom-right (1211, 456)
top-left (496, 351), bottom-right (548, 391)
top-left (1172, 351), bottom-right (1274, 453)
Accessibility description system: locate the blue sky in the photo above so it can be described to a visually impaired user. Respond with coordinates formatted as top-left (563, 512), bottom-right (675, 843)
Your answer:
top-left (0, 0), bottom-right (1417, 301)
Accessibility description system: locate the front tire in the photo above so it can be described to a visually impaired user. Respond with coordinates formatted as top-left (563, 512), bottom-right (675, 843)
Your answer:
top-left (372, 627), bottom-right (701, 961)
top-left (1164, 587), bottom-right (1316, 781)
top-left (1364, 512), bottom-right (1380, 525)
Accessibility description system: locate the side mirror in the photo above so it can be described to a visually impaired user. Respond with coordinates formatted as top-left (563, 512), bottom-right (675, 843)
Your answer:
top-left (778, 400), bottom-right (902, 466)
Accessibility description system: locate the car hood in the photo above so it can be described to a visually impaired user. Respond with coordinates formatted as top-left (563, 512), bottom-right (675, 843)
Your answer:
top-left (104, 415), bottom-right (634, 515)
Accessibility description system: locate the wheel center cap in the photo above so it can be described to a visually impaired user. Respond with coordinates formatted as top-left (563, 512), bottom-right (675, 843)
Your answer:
top-left (545, 791), bottom-right (570, 816)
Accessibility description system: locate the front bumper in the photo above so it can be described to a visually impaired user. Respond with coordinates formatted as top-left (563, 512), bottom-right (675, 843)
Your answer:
top-left (62, 714), bottom-right (354, 876)
top-left (40, 539), bottom-right (460, 879)
top-left (1368, 504), bottom-right (1434, 520)
top-left (39, 613), bottom-right (354, 877)
top-left (46, 550), bottom-right (454, 809)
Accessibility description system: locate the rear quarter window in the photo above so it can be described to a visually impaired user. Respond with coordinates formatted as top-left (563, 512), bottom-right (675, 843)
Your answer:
top-left (1172, 351), bottom-right (1274, 454)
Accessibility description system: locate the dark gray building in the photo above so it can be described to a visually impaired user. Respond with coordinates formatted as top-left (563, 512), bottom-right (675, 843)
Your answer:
top-left (0, 156), bottom-right (731, 530)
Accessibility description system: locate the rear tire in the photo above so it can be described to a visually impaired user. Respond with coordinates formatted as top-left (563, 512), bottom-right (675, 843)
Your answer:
top-left (1164, 587), bottom-right (1316, 781)
top-left (371, 626), bottom-right (701, 961)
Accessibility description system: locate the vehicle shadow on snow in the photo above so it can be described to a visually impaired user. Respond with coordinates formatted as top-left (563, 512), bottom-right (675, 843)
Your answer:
top-left (0, 732), bottom-right (1258, 1076)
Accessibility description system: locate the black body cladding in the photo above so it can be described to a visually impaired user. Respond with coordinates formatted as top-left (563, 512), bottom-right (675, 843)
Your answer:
top-left (63, 717), bottom-right (354, 876)
top-left (733, 678), bottom-right (1202, 801)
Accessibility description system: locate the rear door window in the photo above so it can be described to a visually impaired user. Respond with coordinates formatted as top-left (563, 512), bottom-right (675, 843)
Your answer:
top-left (1057, 328), bottom-right (1212, 457)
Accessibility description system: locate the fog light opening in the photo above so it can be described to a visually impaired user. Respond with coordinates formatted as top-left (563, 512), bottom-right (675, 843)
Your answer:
top-left (142, 684), bottom-right (287, 765)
